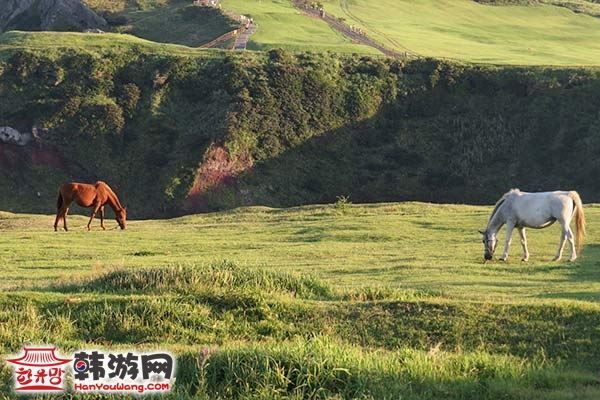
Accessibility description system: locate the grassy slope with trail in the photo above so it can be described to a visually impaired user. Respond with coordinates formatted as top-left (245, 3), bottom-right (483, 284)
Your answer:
top-left (0, 30), bottom-right (215, 56)
top-left (114, 0), bottom-right (239, 47)
top-left (8, 0), bottom-right (600, 62)
top-left (219, 0), bottom-right (380, 54)
top-left (2, 202), bottom-right (600, 398)
top-left (83, 0), bottom-right (240, 47)
top-left (0, 0), bottom-right (239, 48)
top-left (84, 0), bottom-right (380, 53)
top-left (323, 0), bottom-right (600, 65)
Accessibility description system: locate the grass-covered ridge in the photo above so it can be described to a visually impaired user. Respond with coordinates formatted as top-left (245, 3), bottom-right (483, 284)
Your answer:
top-left (219, 0), bottom-right (379, 54)
top-left (323, 0), bottom-right (600, 65)
top-left (83, 0), bottom-right (239, 47)
top-left (7, 0), bottom-right (600, 63)
top-left (0, 30), bottom-right (218, 56)
top-left (1, 0), bottom-right (240, 48)
top-left (5, 44), bottom-right (600, 216)
top-left (2, 202), bottom-right (600, 398)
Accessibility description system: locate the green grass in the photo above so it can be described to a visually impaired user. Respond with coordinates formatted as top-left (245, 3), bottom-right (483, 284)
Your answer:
top-left (0, 30), bottom-right (215, 56)
top-left (108, 0), bottom-right (239, 47)
top-left (9, 0), bottom-right (600, 64)
top-left (8, 0), bottom-right (600, 64)
top-left (3, 202), bottom-right (600, 398)
top-left (0, 30), bottom-right (259, 60)
top-left (0, 203), bottom-right (600, 399)
top-left (220, 0), bottom-right (380, 54)
top-left (323, 0), bottom-right (600, 65)
top-left (3, 202), bottom-right (600, 302)
top-left (82, 0), bottom-right (167, 13)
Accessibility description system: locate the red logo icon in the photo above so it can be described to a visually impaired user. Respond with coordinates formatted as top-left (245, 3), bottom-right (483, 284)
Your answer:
top-left (6, 347), bottom-right (72, 392)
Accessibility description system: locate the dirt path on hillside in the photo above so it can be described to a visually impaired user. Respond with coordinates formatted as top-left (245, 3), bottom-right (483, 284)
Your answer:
top-left (197, 1), bottom-right (257, 50)
top-left (292, 0), bottom-right (406, 58)
top-left (338, 0), bottom-right (411, 54)
top-left (233, 23), bottom-right (256, 50)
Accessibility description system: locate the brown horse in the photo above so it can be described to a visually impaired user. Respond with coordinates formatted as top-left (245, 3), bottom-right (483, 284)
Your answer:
top-left (54, 181), bottom-right (127, 231)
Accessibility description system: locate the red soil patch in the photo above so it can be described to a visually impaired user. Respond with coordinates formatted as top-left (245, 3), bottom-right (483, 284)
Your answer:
top-left (183, 145), bottom-right (252, 213)
top-left (31, 147), bottom-right (66, 169)
top-left (0, 143), bottom-right (66, 170)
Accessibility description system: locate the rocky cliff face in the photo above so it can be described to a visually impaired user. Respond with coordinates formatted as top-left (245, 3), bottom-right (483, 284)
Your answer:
top-left (0, 0), bottom-right (106, 32)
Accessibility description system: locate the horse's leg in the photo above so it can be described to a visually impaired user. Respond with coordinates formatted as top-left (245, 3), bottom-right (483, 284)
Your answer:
top-left (566, 227), bottom-right (577, 262)
top-left (87, 204), bottom-right (101, 231)
top-left (499, 223), bottom-right (514, 262)
top-left (63, 207), bottom-right (70, 231)
top-left (100, 206), bottom-right (106, 230)
top-left (54, 211), bottom-right (61, 232)
top-left (518, 227), bottom-right (529, 262)
top-left (553, 223), bottom-right (567, 261)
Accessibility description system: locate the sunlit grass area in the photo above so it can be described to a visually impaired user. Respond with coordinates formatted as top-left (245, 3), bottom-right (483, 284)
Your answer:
top-left (323, 0), bottom-right (600, 65)
top-left (220, 0), bottom-right (380, 54)
top-left (3, 202), bottom-right (600, 301)
top-left (0, 30), bottom-right (217, 56)
top-left (2, 202), bottom-right (600, 398)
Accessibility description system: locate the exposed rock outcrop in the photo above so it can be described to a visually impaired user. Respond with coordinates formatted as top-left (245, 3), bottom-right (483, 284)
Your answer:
top-left (0, 127), bottom-right (32, 146)
top-left (0, 0), bottom-right (106, 32)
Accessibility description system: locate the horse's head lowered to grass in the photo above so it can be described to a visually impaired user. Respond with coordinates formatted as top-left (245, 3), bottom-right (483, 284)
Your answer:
top-left (54, 181), bottom-right (127, 231)
top-left (479, 229), bottom-right (498, 261)
top-left (116, 207), bottom-right (127, 230)
top-left (481, 190), bottom-right (586, 263)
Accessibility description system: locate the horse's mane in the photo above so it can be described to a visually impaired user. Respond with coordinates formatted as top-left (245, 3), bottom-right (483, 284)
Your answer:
top-left (496, 188), bottom-right (520, 206)
top-left (97, 181), bottom-right (124, 210)
top-left (489, 188), bottom-right (520, 223)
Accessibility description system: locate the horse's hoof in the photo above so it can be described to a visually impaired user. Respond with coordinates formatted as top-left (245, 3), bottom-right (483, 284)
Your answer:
top-left (521, 258), bottom-right (529, 262)
top-left (569, 258), bottom-right (577, 262)
top-left (552, 257), bottom-right (560, 262)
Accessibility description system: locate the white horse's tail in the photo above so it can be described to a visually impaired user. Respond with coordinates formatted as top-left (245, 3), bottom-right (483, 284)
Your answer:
top-left (568, 191), bottom-right (586, 252)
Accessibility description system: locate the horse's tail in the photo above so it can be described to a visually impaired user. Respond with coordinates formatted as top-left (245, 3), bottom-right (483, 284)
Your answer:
top-left (568, 191), bottom-right (586, 253)
top-left (57, 190), bottom-right (63, 211)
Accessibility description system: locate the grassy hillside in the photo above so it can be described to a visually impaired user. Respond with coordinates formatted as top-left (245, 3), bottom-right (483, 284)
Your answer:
top-left (323, 0), bottom-right (600, 65)
top-left (0, 0), bottom-right (237, 47)
top-left (2, 202), bottom-right (600, 398)
top-left (83, 0), bottom-right (379, 52)
top-left (4, 41), bottom-right (600, 216)
top-left (220, 0), bottom-right (380, 54)
top-left (114, 0), bottom-right (238, 47)
top-left (7, 0), bottom-right (600, 62)
top-left (0, 31), bottom-right (216, 56)
top-left (86, 0), bottom-right (239, 47)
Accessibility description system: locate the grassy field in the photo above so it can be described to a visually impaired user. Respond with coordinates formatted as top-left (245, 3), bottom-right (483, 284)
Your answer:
top-left (2, 201), bottom-right (600, 398)
top-left (0, 30), bottom-right (237, 58)
top-left (114, 0), bottom-right (238, 47)
top-left (9, 0), bottom-right (600, 63)
top-left (7, 0), bottom-right (600, 64)
top-left (219, 0), bottom-right (380, 54)
top-left (323, 0), bottom-right (600, 65)
top-left (81, 0), bottom-right (239, 47)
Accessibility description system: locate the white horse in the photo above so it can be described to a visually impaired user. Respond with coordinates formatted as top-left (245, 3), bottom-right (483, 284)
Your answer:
top-left (480, 189), bottom-right (586, 262)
